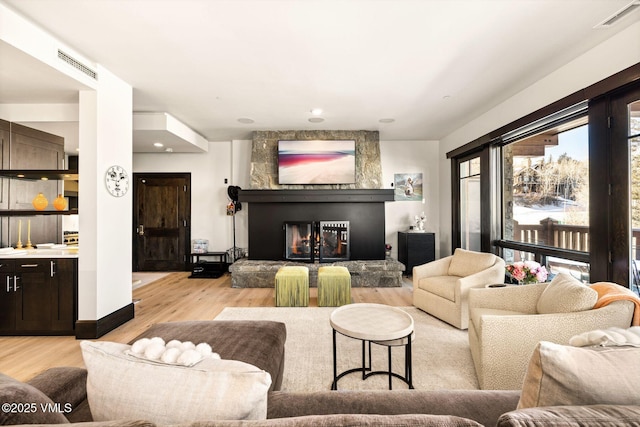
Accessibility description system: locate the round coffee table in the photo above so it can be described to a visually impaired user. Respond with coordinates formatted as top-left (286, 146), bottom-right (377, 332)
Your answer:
top-left (329, 303), bottom-right (414, 390)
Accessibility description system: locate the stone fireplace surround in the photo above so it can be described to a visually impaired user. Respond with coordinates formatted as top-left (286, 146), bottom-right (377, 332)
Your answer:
top-left (230, 130), bottom-right (405, 288)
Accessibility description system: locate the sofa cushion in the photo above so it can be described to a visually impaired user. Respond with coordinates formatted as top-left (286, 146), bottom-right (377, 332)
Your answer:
top-left (535, 273), bottom-right (597, 314)
top-left (80, 340), bottom-right (271, 424)
top-left (417, 275), bottom-right (459, 301)
top-left (518, 341), bottom-right (640, 409)
top-left (448, 249), bottom-right (497, 278)
top-left (0, 372), bottom-right (70, 424)
top-left (498, 405), bottom-right (640, 427)
top-left (186, 414), bottom-right (484, 427)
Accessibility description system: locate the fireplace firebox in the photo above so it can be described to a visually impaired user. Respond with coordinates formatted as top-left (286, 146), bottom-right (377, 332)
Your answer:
top-left (284, 221), bottom-right (350, 263)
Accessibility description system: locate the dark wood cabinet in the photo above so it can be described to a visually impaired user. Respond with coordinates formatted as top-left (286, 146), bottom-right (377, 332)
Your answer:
top-left (0, 119), bottom-right (69, 247)
top-left (0, 258), bottom-right (77, 335)
top-left (398, 232), bottom-right (435, 276)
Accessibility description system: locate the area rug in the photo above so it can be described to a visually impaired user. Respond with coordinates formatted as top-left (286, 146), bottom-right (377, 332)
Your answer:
top-left (214, 306), bottom-right (479, 392)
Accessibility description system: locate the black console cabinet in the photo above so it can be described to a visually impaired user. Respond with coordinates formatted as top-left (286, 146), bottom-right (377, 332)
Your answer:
top-left (398, 232), bottom-right (435, 275)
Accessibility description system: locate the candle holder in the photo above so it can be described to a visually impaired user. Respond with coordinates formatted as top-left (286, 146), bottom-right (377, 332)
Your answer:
top-left (25, 220), bottom-right (33, 249)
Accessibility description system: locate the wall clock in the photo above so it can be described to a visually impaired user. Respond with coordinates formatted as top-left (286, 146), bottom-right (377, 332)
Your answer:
top-left (105, 165), bottom-right (129, 197)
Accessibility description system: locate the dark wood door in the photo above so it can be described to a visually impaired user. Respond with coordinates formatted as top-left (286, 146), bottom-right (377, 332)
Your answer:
top-left (133, 173), bottom-right (191, 271)
top-left (15, 259), bottom-right (51, 331)
top-left (50, 258), bottom-right (76, 332)
top-left (0, 260), bottom-right (16, 333)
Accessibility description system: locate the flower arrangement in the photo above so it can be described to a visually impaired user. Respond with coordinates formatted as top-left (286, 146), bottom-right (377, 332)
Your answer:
top-left (505, 261), bottom-right (548, 284)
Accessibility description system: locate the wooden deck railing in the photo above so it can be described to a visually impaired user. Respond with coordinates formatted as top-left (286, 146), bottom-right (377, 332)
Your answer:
top-left (512, 218), bottom-right (640, 260)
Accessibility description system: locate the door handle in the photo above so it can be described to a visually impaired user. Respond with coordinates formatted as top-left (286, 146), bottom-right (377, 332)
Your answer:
top-left (13, 276), bottom-right (19, 291)
top-left (138, 225), bottom-right (145, 236)
top-left (20, 264), bottom-right (38, 268)
top-left (6, 276), bottom-right (9, 292)
top-left (51, 260), bottom-right (56, 278)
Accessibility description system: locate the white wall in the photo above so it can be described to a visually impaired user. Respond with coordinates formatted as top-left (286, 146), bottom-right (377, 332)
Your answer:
top-left (78, 65), bottom-right (132, 320)
top-left (133, 141), bottom-right (233, 253)
top-left (380, 140), bottom-right (440, 259)
top-left (437, 20), bottom-right (640, 257)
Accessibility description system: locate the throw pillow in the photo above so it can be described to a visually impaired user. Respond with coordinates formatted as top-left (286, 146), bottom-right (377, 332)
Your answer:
top-left (518, 341), bottom-right (640, 409)
top-left (535, 272), bottom-right (597, 314)
top-left (448, 248), bottom-right (497, 277)
top-left (569, 326), bottom-right (640, 347)
top-left (80, 340), bottom-right (271, 424)
top-left (0, 372), bottom-right (70, 424)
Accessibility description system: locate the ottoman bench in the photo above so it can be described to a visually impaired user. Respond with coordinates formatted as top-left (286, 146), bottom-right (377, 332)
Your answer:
top-left (275, 266), bottom-right (309, 307)
top-left (129, 320), bottom-right (287, 391)
top-left (317, 265), bottom-right (351, 306)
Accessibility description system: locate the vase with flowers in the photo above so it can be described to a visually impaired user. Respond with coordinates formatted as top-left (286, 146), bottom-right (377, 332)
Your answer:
top-left (385, 243), bottom-right (392, 258)
top-left (505, 260), bottom-right (548, 285)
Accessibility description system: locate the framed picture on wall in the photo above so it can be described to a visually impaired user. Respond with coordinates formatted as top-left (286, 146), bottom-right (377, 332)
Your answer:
top-left (394, 173), bottom-right (423, 201)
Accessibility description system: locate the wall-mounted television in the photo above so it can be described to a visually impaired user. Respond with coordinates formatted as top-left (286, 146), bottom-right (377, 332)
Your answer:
top-left (278, 140), bottom-right (356, 184)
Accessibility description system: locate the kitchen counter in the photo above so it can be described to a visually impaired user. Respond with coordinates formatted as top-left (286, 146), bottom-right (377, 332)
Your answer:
top-left (0, 248), bottom-right (79, 258)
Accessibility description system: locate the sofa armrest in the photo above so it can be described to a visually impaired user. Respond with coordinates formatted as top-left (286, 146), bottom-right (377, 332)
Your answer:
top-left (458, 261), bottom-right (507, 294)
top-left (412, 256), bottom-right (452, 279)
top-left (27, 367), bottom-right (87, 410)
top-left (267, 390), bottom-right (521, 427)
top-left (469, 283), bottom-right (548, 313)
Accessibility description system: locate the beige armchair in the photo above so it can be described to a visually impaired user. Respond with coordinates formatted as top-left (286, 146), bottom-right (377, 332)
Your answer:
top-left (412, 248), bottom-right (505, 329)
top-left (468, 282), bottom-right (635, 390)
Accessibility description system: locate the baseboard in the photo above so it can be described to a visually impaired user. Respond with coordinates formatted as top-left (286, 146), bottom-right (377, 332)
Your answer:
top-left (75, 303), bottom-right (135, 339)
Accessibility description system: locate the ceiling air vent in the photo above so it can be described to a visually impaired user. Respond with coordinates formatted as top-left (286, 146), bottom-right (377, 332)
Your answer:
top-left (57, 49), bottom-right (97, 80)
top-left (594, 0), bottom-right (640, 28)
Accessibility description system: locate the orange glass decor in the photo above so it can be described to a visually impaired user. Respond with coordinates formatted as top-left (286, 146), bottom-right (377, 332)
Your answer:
top-left (32, 192), bottom-right (48, 211)
top-left (53, 194), bottom-right (67, 211)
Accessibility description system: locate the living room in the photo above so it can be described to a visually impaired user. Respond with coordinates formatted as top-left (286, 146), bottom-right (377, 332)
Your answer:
top-left (1, 1), bottom-right (640, 426)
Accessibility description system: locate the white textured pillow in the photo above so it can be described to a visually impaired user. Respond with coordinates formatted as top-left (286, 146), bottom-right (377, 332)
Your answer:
top-left (518, 341), bottom-right (640, 408)
top-left (536, 273), bottom-right (597, 314)
top-left (569, 326), bottom-right (640, 347)
top-left (80, 341), bottom-right (271, 424)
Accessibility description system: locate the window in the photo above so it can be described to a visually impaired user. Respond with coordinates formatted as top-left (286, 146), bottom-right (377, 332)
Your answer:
top-left (460, 157), bottom-right (481, 251)
top-left (501, 116), bottom-right (590, 278)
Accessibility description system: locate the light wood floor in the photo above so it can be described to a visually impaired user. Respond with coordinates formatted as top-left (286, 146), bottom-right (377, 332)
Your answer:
top-left (0, 272), bottom-right (413, 382)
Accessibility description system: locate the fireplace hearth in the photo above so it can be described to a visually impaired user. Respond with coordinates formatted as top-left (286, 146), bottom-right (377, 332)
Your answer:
top-left (284, 221), bottom-right (350, 263)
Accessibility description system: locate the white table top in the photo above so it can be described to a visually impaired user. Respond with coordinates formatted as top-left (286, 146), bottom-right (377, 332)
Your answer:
top-left (330, 303), bottom-right (414, 342)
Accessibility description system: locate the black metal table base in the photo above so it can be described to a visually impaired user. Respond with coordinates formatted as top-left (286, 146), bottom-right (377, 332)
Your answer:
top-left (331, 329), bottom-right (414, 390)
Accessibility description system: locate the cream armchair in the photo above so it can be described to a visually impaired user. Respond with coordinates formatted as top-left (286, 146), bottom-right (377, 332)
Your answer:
top-left (468, 282), bottom-right (635, 390)
top-left (412, 248), bottom-right (505, 329)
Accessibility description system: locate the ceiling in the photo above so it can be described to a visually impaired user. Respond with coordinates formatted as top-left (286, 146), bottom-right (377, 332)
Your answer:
top-left (1, 0), bottom-right (639, 153)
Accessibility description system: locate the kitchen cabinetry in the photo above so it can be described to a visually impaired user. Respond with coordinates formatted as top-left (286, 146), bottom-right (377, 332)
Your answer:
top-left (0, 119), bottom-right (74, 247)
top-left (398, 231), bottom-right (436, 276)
top-left (0, 258), bottom-right (77, 335)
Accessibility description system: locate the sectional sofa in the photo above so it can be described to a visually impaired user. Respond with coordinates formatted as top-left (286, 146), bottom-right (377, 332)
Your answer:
top-left (2, 320), bottom-right (639, 426)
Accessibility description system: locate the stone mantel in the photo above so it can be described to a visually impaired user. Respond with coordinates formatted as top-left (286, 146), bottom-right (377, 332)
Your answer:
top-left (238, 189), bottom-right (395, 203)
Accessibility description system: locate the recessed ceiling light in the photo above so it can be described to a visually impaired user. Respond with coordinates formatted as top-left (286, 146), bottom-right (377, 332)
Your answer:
top-left (165, 147), bottom-right (174, 153)
top-left (153, 142), bottom-right (164, 148)
top-left (238, 118), bottom-right (255, 124)
top-left (379, 118), bottom-right (395, 123)
top-left (308, 117), bottom-right (325, 123)
top-left (311, 108), bottom-right (323, 116)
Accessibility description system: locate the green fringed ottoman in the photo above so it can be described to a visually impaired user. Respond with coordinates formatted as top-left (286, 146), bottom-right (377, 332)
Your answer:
top-left (318, 266), bottom-right (351, 307)
top-left (275, 266), bottom-right (309, 307)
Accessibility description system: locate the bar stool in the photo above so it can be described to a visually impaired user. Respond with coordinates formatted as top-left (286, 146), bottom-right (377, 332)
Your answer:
top-left (318, 265), bottom-right (351, 307)
top-left (275, 266), bottom-right (309, 307)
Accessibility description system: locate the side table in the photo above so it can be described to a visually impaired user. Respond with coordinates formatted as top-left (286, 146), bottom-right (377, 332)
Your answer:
top-left (330, 303), bottom-right (414, 390)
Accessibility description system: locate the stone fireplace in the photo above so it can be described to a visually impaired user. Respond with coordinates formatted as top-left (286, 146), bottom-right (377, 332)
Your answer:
top-left (230, 130), bottom-right (405, 287)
